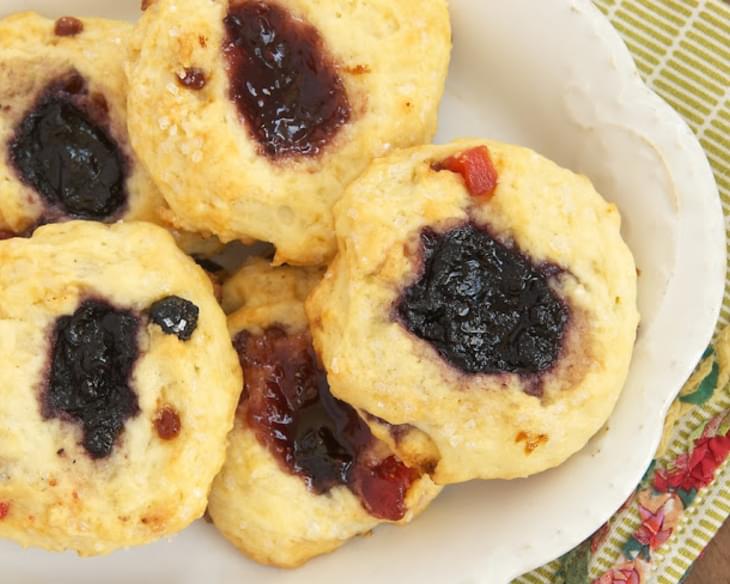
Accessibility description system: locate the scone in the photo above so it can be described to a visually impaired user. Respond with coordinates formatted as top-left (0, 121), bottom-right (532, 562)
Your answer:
top-left (307, 140), bottom-right (639, 483)
top-left (221, 256), bottom-right (324, 313)
top-left (0, 13), bottom-right (165, 234)
top-left (126, 0), bottom-right (451, 265)
top-left (0, 221), bottom-right (242, 555)
top-left (208, 261), bottom-right (440, 567)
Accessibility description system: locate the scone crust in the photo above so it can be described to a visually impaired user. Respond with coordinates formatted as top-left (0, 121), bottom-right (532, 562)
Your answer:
top-left (307, 139), bottom-right (639, 483)
top-left (208, 262), bottom-right (440, 567)
top-left (0, 221), bottom-right (242, 555)
top-left (126, 0), bottom-right (451, 265)
top-left (221, 257), bottom-right (324, 314)
top-left (0, 13), bottom-right (164, 233)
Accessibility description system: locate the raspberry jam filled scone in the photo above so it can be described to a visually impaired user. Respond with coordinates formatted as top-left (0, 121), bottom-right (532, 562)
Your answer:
top-left (307, 140), bottom-right (639, 484)
top-left (0, 13), bottom-right (167, 235)
top-left (126, 0), bottom-right (451, 265)
top-left (0, 221), bottom-right (241, 555)
top-left (208, 262), bottom-right (440, 567)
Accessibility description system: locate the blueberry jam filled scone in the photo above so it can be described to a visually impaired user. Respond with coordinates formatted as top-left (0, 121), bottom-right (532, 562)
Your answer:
top-left (208, 262), bottom-right (440, 567)
top-left (126, 0), bottom-right (451, 265)
top-left (307, 140), bottom-right (639, 484)
top-left (0, 221), bottom-right (241, 555)
top-left (0, 13), bottom-right (170, 235)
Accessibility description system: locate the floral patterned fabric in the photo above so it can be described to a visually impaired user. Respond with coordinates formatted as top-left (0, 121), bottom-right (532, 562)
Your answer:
top-left (518, 328), bottom-right (730, 583)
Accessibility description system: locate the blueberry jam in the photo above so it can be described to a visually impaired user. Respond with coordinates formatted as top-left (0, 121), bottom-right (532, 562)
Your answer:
top-left (397, 223), bottom-right (568, 377)
top-left (9, 75), bottom-right (126, 220)
top-left (235, 327), bottom-right (419, 520)
top-left (43, 300), bottom-right (140, 459)
top-left (223, 1), bottom-right (350, 158)
top-left (149, 296), bottom-right (199, 341)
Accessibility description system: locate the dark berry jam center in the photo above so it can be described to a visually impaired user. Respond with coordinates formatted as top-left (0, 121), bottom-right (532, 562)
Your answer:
top-left (397, 223), bottom-right (568, 377)
top-left (223, 1), bottom-right (350, 159)
top-left (235, 327), bottom-right (418, 520)
top-left (149, 296), bottom-right (199, 341)
top-left (43, 300), bottom-right (140, 459)
top-left (9, 75), bottom-right (127, 221)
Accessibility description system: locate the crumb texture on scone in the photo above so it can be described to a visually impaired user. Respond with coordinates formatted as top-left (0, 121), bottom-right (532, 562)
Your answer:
top-left (307, 139), bottom-right (639, 484)
top-left (209, 260), bottom-right (440, 567)
top-left (221, 257), bottom-right (324, 314)
top-left (126, 0), bottom-right (451, 265)
top-left (0, 12), bottom-right (167, 234)
top-left (0, 221), bottom-right (241, 555)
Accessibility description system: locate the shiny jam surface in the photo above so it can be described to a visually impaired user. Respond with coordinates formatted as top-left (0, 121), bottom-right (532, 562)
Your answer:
top-left (397, 223), bottom-right (568, 378)
top-left (43, 300), bottom-right (140, 459)
top-left (223, 1), bottom-right (350, 159)
top-left (148, 296), bottom-right (199, 341)
top-left (9, 74), bottom-right (127, 221)
top-left (235, 327), bottom-right (419, 520)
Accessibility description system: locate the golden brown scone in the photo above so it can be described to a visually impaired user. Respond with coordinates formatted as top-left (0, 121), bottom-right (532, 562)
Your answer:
top-left (0, 12), bottom-right (223, 256)
top-left (126, 0), bottom-right (451, 265)
top-left (221, 257), bottom-right (324, 314)
top-left (0, 221), bottom-right (242, 555)
top-left (0, 13), bottom-right (165, 234)
top-left (307, 139), bottom-right (639, 484)
top-left (208, 262), bottom-right (440, 567)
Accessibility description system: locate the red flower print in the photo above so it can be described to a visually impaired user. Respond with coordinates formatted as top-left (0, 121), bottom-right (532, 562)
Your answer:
top-left (654, 434), bottom-right (730, 492)
top-left (591, 523), bottom-right (611, 554)
top-left (635, 505), bottom-right (672, 549)
top-left (593, 560), bottom-right (645, 584)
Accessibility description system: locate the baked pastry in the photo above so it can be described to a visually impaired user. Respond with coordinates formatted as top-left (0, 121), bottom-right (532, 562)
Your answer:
top-left (221, 256), bottom-right (323, 313)
top-left (307, 140), bottom-right (639, 483)
top-left (208, 261), bottom-right (440, 567)
top-left (0, 13), bottom-right (166, 235)
top-left (126, 0), bottom-right (451, 265)
top-left (0, 221), bottom-right (242, 555)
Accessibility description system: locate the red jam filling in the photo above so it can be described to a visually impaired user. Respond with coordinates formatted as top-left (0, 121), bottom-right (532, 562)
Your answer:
top-left (223, 1), bottom-right (350, 159)
top-left (54, 17), bottom-right (84, 37)
top-left (434, 146), bottom-right (498, 198)
top-left (235, 327), bottom-right (419, 520)
top-left (154, 406), bottom-right (181, 440)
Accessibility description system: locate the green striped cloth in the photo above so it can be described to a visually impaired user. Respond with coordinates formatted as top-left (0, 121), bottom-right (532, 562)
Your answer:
top-left (516, 1), bottom-right (730, 582)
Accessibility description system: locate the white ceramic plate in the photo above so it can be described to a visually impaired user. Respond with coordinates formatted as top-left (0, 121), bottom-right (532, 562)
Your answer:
top-left (0, 0), bottom-right (724, 582)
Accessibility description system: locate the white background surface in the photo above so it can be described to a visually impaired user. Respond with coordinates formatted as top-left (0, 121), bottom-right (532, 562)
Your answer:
top-left (0, 0), bottom-right (724, 582)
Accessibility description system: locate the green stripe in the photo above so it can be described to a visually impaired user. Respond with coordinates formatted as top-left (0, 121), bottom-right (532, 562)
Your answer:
top-left (660, 0), bottom-right (693, 18)
top-left (660, 68), bottom-right (723, 106)
top-left (615, 9), bottom-right (673, 51)
top-left (706, 0), bottom-right (730, 21)
top-left (640, 0), bottom-right (688, 27)
top-left (699, 9), bottom-right (730, 37)
top-left (704, 129), bottom-right (730, 156)
top-left (673, 47), bottom-right (730, 87)
top-left (692, 23), bottom-right (730, 60)
top-left (650, 83), bottom-right (705, 127)
top-left (683, 35), bottom-right (730, 76)
top-left (653, 78), bottom-right (712, 116)
top-left (668, 58), bottom-right (726, 96)
top-left (623, 1), bottom-right (681, 37)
